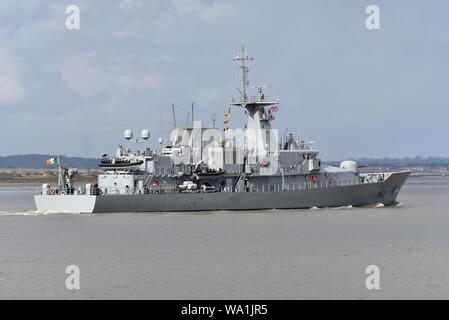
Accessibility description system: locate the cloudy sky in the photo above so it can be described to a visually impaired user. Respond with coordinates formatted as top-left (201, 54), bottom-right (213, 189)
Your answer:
top-left (1, 0), bottom-right (448, 160)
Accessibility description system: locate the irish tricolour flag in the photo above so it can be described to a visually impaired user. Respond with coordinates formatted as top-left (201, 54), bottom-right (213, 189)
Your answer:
top-left (46, 157), bottom-right (58, 165)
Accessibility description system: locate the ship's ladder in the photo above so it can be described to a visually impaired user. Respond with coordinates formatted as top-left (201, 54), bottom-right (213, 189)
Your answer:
top-left (143, 174), bottom-right (154, 188)
top-left (234, 172), bottom-right (246, 192)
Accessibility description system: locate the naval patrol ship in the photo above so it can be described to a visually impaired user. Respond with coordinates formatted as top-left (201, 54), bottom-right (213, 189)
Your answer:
top-left (34, 45), bottom-right (410, 213)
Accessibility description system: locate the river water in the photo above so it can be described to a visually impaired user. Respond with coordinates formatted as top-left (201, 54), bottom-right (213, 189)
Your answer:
top-left (0, 177), bottom-right (448, 299)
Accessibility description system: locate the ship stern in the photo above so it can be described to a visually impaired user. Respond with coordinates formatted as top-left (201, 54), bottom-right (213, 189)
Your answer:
top-left (34, 195), bottom-right (97, 214)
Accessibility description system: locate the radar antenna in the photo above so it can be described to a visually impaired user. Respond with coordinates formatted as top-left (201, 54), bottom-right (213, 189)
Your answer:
top-left (233, 41), bottom-right (254, 102)
top-left (255, 85), bottom-right (271, 100)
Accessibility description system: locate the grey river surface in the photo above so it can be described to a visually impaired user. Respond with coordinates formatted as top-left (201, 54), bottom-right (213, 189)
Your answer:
top-left (0, 177), bottom-right (448, 299)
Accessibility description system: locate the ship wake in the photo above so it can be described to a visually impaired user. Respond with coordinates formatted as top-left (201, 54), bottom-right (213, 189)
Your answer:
top-left (331, 205), bottom-right (353, 210)
top-left (0, 210), bottom-right (66, 216)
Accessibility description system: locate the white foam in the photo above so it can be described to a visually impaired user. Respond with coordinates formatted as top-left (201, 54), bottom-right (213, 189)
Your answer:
top-left (332, 205), bottom-right (353, 210)
top-left (0, 210), bottom-right (62, 216)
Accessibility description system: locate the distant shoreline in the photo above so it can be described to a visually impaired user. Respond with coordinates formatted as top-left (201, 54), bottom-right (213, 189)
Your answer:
top-left (0, 178), bottom-right (97, 184)
top-left (1, 168), bottom-right (448, 184)
top-left (0, 168), bottom-right (98, 184)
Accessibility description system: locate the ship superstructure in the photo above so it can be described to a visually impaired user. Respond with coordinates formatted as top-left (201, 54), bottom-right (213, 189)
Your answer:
top-left (34, 45), bottom-right (410, 213)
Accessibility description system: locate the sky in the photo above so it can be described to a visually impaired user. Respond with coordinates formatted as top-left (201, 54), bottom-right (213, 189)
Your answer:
top-left (0, 0), bottom-right (448, 160)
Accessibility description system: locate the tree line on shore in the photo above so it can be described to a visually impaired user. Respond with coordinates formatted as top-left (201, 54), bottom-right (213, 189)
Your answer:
top-left (0, 154), bottom-right (99, 169)
top-left (1, 154), bottom-right (449, 170)
top-left (324, 156), bottom-right (449, 169)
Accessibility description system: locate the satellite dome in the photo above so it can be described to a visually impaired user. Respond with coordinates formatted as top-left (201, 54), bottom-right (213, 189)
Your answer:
top-left (141, 129), bottom-right (150, 140)
top-left (124, 129), bottom-right (133, 140)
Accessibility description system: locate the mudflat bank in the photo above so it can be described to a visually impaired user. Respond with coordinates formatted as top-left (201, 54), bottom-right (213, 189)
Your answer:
top-left (0, 168), bottom-right (99, 184)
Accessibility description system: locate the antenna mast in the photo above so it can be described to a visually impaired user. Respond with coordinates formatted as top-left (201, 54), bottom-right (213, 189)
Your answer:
top-left (171, 103), bottom-right (177, 129)
top-left (191, 102), bottom-right (194, 126)
top-left (233, 41), bottom-right (254, 102)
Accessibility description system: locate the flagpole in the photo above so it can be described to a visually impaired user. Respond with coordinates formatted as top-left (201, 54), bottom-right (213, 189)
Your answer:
top-left (57, 155), bottom-right (63, 191)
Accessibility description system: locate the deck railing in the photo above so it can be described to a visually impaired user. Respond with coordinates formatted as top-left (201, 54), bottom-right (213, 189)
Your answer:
top-left (229, 96), bottom-right (280, 105)
top-left (248, 178), bottom-right (360, 193)
top-left (36, 178), bottom-right (362, 196)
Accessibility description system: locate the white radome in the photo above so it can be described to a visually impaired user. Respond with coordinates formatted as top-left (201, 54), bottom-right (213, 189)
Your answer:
top-left (340, 160), bottom-right (358, 172)
top-left (141, 129), bottom-right (150, 140)
top-left (124, 129), bottom-right (133, 140)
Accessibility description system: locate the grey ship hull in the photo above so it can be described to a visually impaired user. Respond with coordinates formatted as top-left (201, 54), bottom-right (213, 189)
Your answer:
top-left (34, 171), bottom-right (410, 213)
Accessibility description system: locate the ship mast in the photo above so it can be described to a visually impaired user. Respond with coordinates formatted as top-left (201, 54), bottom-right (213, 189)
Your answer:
top-left (230, 43), bottom-right (280, 159)
top-left (233, 42), bottom-right (254, 103)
